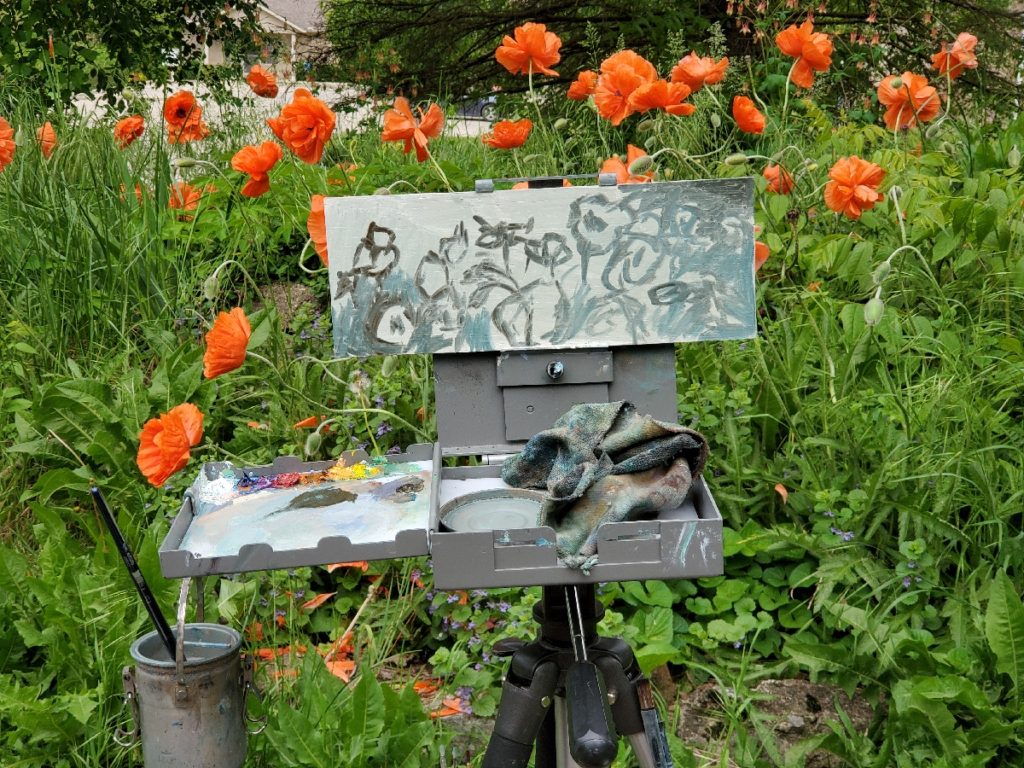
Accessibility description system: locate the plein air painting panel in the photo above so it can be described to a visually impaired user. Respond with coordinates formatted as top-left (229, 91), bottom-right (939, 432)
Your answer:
top-left (178, 460), bottom-right (433, 559)
top-left (324, 178), bottom-right (755, 358)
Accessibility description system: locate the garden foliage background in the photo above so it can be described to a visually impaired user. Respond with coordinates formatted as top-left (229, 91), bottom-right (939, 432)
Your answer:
top-left (1, 2), bottom-right (1024, 766)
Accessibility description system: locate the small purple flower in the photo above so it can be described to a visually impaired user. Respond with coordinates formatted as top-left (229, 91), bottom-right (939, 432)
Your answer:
top-left (482, 651), bottom-right (491, 663)
top-left (425, 590), bottom-right (434, 601)
top-left (841, 531), bottom-right (854, 542)
top-left (472, 589), bottom-right (488, 598)
top-left (906, 561), bottom-right (917, 570)
top-left (902, 576), bottom-right (912, 589)
top-left (830, 526), bottom-right (842, 536)
top-left (446, 592), bottom-right (460, 604)
top-left (498, 601), bottom-right (511, 613)
top-left (451, 621), bottom-right (462, 631)
top-left (374, 394), bottom-right (386, 408)
top-left (468, 635), bottom-right (482, 646)
top-left (823, 510), bottom-right (835, 518)
top-left (386, 444), bottom-right (402, 455)
top-left (467, 621), bottom-right (476, 630)
top-left (294, 590), bottom-right (305, 600)
top-left (300, 330), bottom-right (311, 340)
top-left (733, 640), bottom-right (743, 649)
top-left (474, 663), bottom-right (482, 670)
top-left (376, 421), bottom-right (393, 437)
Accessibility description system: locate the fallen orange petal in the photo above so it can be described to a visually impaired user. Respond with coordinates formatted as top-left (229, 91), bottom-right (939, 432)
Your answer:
top-left (326, 561), bottom-right (370, 572)
top-left (413, 679), bottom-right (442, 695)
top-left (325, 658), bottom-right (355, 682)
top-left (774, 483), bottom-right (789, 503)
top-left (301, 591), bottom-right (337, 612)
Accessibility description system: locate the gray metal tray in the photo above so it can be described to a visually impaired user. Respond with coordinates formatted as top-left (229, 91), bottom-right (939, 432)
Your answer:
top-left (428, 463), bottom-right (724, 589)
top-left (159, 446), bottom-right (435, 578)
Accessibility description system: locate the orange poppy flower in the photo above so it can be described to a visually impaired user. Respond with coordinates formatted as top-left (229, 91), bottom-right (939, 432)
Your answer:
top-left (164, 90), bottom-right (209, 144)
top-left (164, 90), bottom-right (199, 126)
top-left (495, 22), bottom-right (561, 77)
top-left (775, 19), bottom-right (833, 89)
top-left (512, 179), bottom-right (572, 189)
top-left (246, 64), bottom-right (279, 98)
top-left (601, 145), bottom-right (654, 184)
top-left (627, 79), bottom-right (695, 116)
top-left (168, 181), bottom-right (204, 212)
top-left (755, 241), bottom-right (770, 271)
top-left (732, 95), bottom-right (765, 134)
top-left (823, 155), bottom-right (885, 220)
top-left (203, 308), bottom-right (251, 378)
top-left (136, 403), bottom-right (204, 487)
top-left (482, 118), bottom-right (532, 149)
top-left (0, 116), bottom-right (14, 173)
top-left (267, 88), bottom-right (336, 164)
top-left (877, 72), bottom-right (940, 130)
top-left (231, 141), bottom-right (283, 197)
top-left (37, 122), bottom-right (57, 158)
top-left (307, 194), bottom-right (328, 267)
top-left (594, 50), bottom-right (658, 126)
top-left (168, 118), bottom-right (209, 144)
top-left (567, 70), bottom-right (598, 100)
top-left (114, 115), bottom-right (145, 149)
top-left (670, 53), bottom-right (729, 93)
top-left (762, 164), bottom-right (794, 194)
top-left (380, 97), bottom-right (445, 162)
top-left (932, 33), bottom-right (978, 80)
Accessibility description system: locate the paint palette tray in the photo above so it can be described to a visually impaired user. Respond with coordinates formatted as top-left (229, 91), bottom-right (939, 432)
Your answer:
top-left (159, 445), bottom-right (435, 577)
top-left (428, 463), bottom-right (724, 590)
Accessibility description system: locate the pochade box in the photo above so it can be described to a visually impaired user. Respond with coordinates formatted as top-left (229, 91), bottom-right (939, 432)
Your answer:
top-left (159, 178), bottom-right (754, 586)
top-left (427, 345), bottom-right (724, 589)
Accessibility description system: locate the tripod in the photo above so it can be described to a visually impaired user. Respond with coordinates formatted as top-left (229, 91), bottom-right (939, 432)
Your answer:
top-left (482, 585), bottom-right (672, 768)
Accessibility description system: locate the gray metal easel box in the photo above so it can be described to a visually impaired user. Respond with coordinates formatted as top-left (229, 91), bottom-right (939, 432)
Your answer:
top-left (159, 177), bottom-right (755, 589)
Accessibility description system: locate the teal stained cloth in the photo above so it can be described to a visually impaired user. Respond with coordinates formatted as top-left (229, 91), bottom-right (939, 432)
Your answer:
top-left (501, 401), bottom-right (708, 571)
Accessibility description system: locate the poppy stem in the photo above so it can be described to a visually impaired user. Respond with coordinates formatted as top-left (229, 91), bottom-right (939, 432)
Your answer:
top-left (296, 240), bottom-right (324, 275)
top-left (781, 60), bottom-right (797, 127)
top-left (425, 148), bottom-right (453, 192)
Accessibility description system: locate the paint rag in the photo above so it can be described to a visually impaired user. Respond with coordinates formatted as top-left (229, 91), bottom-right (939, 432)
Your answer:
top-left (501, 401), bottom-right (708, 571)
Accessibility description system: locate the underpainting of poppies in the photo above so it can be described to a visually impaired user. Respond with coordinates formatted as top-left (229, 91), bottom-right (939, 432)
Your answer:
top-left (324, 179), bottom-right (755, 357)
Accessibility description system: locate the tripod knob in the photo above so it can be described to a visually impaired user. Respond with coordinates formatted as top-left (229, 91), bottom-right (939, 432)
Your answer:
top-left (565, 661), bottom-right (618, 767)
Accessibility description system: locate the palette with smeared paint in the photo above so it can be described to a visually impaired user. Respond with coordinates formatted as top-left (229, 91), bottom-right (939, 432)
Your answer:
top-left (178, 458), bottom-right (433, 560)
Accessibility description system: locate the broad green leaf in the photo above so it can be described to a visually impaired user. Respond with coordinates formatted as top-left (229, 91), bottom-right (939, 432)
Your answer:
top-left (985, 570), bottom-right (1024, 695)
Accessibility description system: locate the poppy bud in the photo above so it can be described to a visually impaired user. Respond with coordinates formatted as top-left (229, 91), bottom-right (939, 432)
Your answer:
top-left (709, 113), bottom-right (722, 129)
top-left (724, 153), bottom-right (749, 166)
top-left (925, 120), bottom-right (944, 139)
top-left (940, 141), bottom-right (956, 155)
top-left (202, 273), bottom-right (219, 302)
top-left (374, 187), bottom-right (391, 195)
top-left (628, 155), bottom-right (655, 176)
top-left (304, 431), bottom-right (322, 457)
top-left (637, 119), bottom-right (656, 133)
top-left (889, 185), bottom-right (903, 200)
top-left (380, 355), bottom-right (398, 377)
top-left (889, 77), bottom-right (903, 90)
top-left (172, 157), bottom-right (199, 169)
top-left (553, 117), bottom-right (569, 132)
top-left (872, 261), bottom-right (891, 285)
top-left (804, 163), bottom-right (818, 172)
top-left (864, 296), bottom-right (885, 326)
top-left (643, 136), bottom-right (658, 151)
top-left (1008, 145), bottom-right (1021, 169)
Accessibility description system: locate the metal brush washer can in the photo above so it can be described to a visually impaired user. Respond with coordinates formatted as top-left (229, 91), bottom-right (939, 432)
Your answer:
top-left (439, 488), bottom-right (546, 532)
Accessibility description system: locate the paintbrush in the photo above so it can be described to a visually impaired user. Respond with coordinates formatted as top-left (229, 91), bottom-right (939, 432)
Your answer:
top-left (91, 486), bottom-right (181, 661)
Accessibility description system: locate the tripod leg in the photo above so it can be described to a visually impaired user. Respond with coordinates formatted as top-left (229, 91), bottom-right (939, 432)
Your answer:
top-left (594, 655), bottom-right (669, 768)
top-left (482, 661), bottom-right (558, 768)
